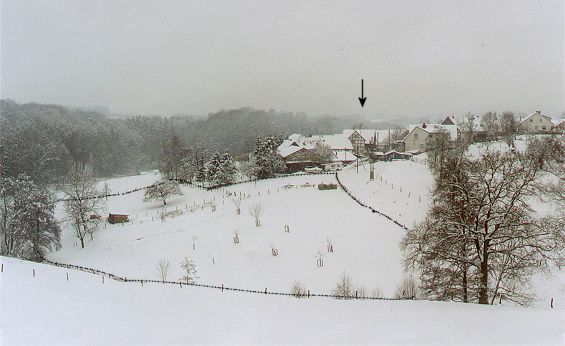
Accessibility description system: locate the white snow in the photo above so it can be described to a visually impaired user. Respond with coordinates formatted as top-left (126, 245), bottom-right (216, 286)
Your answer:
top-left (1, 256), bottom-right (563, 345)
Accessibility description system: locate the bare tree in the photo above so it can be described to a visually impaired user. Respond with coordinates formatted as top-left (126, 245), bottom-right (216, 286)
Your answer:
top-left (313, 143), bottom-right (334, 164)
top-left (249, 202), bottom-right (263, 227)
top-left (332, 272), bottom-right (354, 299)
top-left (500, 112), bottom-right (518, 146)
top-left (459, 112), bottom-right (476, 144)
top-left (394, 274), bottom-right (419, 299)
top-left (143, 180), bottom-right (183, 206)
top-left (232, 198), bottom-right (241, 215)
top-left (480, 111), bottom-right (499, 140)
top-left (179, 257), bottom-right (198, 284)
top-left (156, 258), bottom-right (171, 282)
top-left (291, 280), bottom-right (307, 298)
top-left (403, 145), bottom-right (565, 305)
top-left (61, 171), bottom-right (104, 249)
top-left (371, 287), bottom-right (384, 299)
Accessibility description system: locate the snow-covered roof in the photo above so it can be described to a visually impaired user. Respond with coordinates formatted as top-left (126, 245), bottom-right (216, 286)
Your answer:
top-left (384, 150), bottom-right (412, 156)
top-left (342, 129), bottom-right (398, 144)
top-left (520, 111), bottom-right (551, 124)
top-left (288, 133), bottom-right (302, 141)
top-left (285, 134), bottom-right (353, 150)
top-left (407, 123), bottom-right (458, 140)
top-left (278, 146), bottom-right (304, 158)
top-left (551, 118), bottom-right (565, 126)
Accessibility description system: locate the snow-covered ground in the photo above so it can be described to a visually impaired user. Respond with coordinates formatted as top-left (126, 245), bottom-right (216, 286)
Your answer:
top-left (1, 256), bottom-right (563, 346)
top-left (2, 155), bottom-right (563, 345)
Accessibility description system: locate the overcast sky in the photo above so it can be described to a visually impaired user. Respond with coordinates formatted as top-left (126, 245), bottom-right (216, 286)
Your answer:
top-left (1, 0), bottom-right (564, 119)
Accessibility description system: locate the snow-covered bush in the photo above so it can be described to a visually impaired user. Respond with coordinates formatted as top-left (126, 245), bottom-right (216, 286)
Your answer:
top-left (291, 280), bottom-right (307, 298)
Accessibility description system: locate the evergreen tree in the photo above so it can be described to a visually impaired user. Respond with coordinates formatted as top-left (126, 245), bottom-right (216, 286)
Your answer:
top-left (18, 187), bottom-right (61, 261)
top-left (0, 174), bottom-right (61, 260)
top-left (206, 152), bottom-right (222, 186)
top-left (250, 134), bottom-right (286, 179)
top-left (217, 152), bottom-right (238, 185)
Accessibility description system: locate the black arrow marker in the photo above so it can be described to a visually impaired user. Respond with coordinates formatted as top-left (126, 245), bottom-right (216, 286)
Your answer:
top-left (358, 79), bottom-right (366, 107)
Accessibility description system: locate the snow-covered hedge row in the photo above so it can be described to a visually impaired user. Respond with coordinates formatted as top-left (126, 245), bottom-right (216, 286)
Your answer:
top-left (335, 173), bottom-right (409, 231)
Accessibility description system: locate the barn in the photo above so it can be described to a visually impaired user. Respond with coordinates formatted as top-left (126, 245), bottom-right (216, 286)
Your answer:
top-left (383, 150), bottom-right (412, 161)
top-left (108, 213), bottom-right (129, 224)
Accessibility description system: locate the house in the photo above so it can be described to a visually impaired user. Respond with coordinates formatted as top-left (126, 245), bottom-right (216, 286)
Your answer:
top-left (551, 118), bottom-right (565, 133)
top-left (278, 133), bottom-right (356, 172)
top-left (278, 146), bottom-right (319, 173)
top-left (402, 123), bottom-right (458, 152)
top-left (520, 111), bottom-right (553, 133)
top-left (108, 213), bottom-right (129, 224)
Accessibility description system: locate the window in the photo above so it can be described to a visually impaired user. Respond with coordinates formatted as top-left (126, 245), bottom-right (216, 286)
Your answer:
top-left (530, 119), bottom-right (533, 122)
top-left (542, 126), bottom-right (546, 130)
top-left (534, 126), bottom-right (538, 130)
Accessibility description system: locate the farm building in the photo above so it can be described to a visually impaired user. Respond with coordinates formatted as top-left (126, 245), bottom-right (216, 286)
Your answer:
top-left (382, 150), bottom-right (413, 161)
top-left (108, 213), bottom-right (129, 224)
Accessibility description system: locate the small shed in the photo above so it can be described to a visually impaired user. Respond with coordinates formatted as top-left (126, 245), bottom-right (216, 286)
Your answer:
top-left (383, 150), bottom-right (413, 161)
top-left (108, 213), bottom-right (129, 224)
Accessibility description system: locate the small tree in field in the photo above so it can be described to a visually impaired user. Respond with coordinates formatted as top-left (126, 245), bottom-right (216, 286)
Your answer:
top-left (332, 272), bottom-right (354, 299)
top-left (394, 274), bottom-right (419, 299)
top-left (233, 198), bottom-right (241, 215)
top-left (179, 257), bottom-right (198, 284)
top-left (291, 280), bottom-right (307, 298)
top-left (144, 180), bottom-right (183, 206)
top-left (249, 202), bottom-right (263, 227)
top-left (156, 258), bottom-right (171, 282)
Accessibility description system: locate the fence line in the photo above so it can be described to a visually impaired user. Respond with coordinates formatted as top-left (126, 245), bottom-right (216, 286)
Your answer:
top-left (335, 173), bottom-right (409, 231)
top-left (56, 172), bottom-right (335, 203)
top-left (38, 257), bottom-right (407, 301)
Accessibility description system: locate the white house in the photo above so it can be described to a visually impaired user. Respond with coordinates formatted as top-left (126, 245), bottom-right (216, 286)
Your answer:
top-left (519, 111), bottom-right (553, 133)
top-left (402, 123), bottom-right (459, 152)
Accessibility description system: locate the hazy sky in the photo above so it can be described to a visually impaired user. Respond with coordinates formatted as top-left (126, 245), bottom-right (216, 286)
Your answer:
top-left (1, 0), bottom-right (564, 118)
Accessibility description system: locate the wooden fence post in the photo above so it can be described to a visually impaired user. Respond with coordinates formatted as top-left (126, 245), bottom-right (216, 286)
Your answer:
top-left (33, 269), bottom-right (35, 277)
top-left (66, 272), bottom-right (69, 281)
top-left (1, 263), bottom-right (3, 273)
top-left (222, 283), bottom-right (224, 292)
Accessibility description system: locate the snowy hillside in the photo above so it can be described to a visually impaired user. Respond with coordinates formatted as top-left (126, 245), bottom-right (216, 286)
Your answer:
top-left (1, 256), bottom-right (563, 346)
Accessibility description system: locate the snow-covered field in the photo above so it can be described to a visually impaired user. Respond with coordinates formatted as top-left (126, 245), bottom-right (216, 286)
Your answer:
top-left (50, 172), bottom-right (405, 296)
top-left (2, 156), bottom-right (564, 345)
top-left (1, 256), bottom-right (563, 346)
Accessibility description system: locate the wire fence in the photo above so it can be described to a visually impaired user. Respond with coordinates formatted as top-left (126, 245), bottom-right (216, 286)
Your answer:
top-left (56, 172), bottom-right (336, 203)
top-left (335, 173), bottom-right (409, 231)
top-left (36, 257), bottom-right (408, 301)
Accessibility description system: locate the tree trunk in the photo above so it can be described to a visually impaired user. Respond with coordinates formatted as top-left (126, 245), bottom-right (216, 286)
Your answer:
top-left (163, 200), bottom-right (167, 206)
top-left (462, 242), bottom-right (468, 303)
top-left (80, 237), bottom-right (85, 249)
top-left (478, 240), bottom-right (489, 304)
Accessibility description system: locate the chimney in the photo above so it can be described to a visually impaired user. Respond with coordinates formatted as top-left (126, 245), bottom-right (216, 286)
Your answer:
top-left (422, 123), bottom-right (427, 129)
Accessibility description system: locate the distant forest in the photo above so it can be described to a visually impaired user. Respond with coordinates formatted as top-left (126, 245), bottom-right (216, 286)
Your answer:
top-left (0, 99), bottom-right (396, 183)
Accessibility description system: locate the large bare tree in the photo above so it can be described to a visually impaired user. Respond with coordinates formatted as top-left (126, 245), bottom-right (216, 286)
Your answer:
top-left (62, 171), bottom-right (104, 249)
top-left (403, 141), bottom-right (564, 305)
